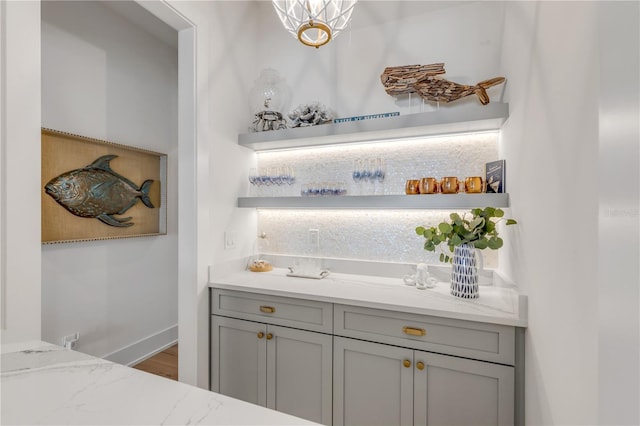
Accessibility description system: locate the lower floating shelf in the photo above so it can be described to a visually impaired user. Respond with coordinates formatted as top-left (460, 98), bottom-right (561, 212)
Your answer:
top-left (238, 193), bottom-right (509, 209)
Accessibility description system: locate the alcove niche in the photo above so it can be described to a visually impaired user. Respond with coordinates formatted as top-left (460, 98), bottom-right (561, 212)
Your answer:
top-left (40, 0), bottom-right (180, 366)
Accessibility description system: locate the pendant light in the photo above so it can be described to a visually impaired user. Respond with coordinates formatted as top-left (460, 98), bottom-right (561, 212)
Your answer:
top-left (272, 0), bottom-right (358, 48)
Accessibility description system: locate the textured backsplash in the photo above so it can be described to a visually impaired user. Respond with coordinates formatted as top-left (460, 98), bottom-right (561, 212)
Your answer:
top-left (253, 131), bottom-right (499, 267)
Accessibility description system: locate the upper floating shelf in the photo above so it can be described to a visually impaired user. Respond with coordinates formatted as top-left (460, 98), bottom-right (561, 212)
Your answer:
top-left (238, 103), bottom-right (509, 151)
top-left (238, 194), bottom-right (510, 210)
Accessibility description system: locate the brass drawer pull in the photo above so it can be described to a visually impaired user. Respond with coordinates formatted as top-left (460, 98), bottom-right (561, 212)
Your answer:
top-left (260, 306), bottom-right (275, 314)
top-left (403, 326), bottom-right (426, 336)
top-left (416, 361), bottom-right (425, 371)
top-left (257, 332), bottom-right (264, 339)
top-left (403, 359), bottom-right (411, 368)
top-left (266, 333), bottom-right (273, 340)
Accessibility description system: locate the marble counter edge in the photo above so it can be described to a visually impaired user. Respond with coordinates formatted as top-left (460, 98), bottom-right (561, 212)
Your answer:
top-left (1, 340), bottom-right (317, 426)
top-left (209, 270), bottom-right (528, 328)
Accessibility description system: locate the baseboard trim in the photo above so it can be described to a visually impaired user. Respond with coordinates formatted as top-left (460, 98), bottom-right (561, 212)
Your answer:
top-left (103, 325), bottom-right (178, 367)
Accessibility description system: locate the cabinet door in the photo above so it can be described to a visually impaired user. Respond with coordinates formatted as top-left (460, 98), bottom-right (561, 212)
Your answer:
top-left (414, 351), bottom-right (514, 426)
top-left (210, 316), bottom-right (267, 406)
top-left (334, 337), bottom-right (414, 426)
top-left (266, 325), bottom-right (332, 425)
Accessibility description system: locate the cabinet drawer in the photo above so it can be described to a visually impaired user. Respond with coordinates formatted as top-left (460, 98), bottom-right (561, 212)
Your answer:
top-left (334, 304), bottom-right (515, 365)
top-left (212, 289), bottom-right (333, 333)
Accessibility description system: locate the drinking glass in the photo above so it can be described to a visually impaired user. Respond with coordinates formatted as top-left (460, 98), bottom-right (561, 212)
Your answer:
top-left (259, 167), bottom-right (271, 186)
top-left (285, 165), bottom-right (295, 185)
top-left (374, 158), bottom-right (386, 183)
top-left (352, 159), bottom-right (365, 195)
top-left (372, 158), bottom-right (385, 194)
top-left (272, 166), bottom-right (283, 185)
top-left (362, 160), bottom-right (372, 182)
top-left (352, 159), bottom-right (363, 183)
top-left (249, 168), bottom-right (259, 186)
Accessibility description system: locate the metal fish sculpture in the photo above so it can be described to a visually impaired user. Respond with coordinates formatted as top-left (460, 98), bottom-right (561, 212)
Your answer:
top-left (44, 155), bottom-right (154, 227)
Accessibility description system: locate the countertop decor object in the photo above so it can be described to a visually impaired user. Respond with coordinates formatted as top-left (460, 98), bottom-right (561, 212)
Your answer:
top-left (0, 340), bottom-right (315, 425)
top-left (288, 102), bottom-right (334, 127)
top-left (247, 232), bottom-right (272, 272)
top-left (249, 69), bottom-right (290, 132)
top-left (413, 76), bottom-right (506, 105)
top-left (416, 207), bottom-right (517, 299)
top-left (380, 63), bottom-right (505, 105)
top-left (380, 63), bottom-right (446, 96)
top-left (249, 259), bottom-right (273, 272)
top-left (272, 0), bottom-right (358, 48)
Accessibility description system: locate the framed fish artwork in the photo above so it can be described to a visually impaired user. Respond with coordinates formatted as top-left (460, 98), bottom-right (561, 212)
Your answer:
top-left (41, 128), bottom-right (167, 244)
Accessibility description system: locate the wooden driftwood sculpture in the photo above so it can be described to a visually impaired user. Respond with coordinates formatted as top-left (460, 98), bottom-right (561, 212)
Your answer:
top-left (380, 63), bottom-right (446, 96)
top-left (380, 63), bottom-right (505, 105)
top-left (413, 76), bottom-right (505, 105)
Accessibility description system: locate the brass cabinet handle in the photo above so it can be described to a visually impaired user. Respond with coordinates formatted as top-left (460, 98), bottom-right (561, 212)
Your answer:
top-left (416, 361), bottom-right (425, 371)
top-left (402, 326), bottom-right (426, 336)
top-left (403, 359), bottom-right (411, 368)
top-left (260, 306), bottom-right (275, 314)
top-left (266, 333), bottom-right (273, 340)
top-left (257, 332), bottom-right (264, 339)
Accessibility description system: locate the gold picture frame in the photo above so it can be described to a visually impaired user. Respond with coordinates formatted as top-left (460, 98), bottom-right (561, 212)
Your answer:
top-left (41, 128), bottom-right (167, 244)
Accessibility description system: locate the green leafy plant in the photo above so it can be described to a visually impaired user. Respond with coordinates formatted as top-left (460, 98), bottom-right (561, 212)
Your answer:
top-left (415, 207), bottom-right (517, 263)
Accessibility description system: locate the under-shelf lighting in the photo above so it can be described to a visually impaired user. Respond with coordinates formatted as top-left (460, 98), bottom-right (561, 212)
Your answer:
top-left (255, 130), bottom-right (500, 156)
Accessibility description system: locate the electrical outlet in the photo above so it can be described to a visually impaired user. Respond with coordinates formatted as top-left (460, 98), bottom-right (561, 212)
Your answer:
top-left (224, 231), bottom-right (237, 250)
top-left (309, 229), bottom-right (320, 247)
top-left (61, 332), bottom-right (80, 350)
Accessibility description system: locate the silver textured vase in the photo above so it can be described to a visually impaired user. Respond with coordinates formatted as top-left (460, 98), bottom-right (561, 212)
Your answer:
top-left (450, 243), bottom-right (479, 299)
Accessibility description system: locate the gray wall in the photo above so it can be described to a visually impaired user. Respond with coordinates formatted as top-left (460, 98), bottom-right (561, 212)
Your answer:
top-left (41, 1), bottom-right (179, 363)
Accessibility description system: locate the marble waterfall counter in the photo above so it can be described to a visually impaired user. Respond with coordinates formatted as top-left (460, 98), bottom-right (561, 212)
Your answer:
top-left (210, 268), bottom-right (527, 327)
top-left (1, 340), bottom-right (316, 425)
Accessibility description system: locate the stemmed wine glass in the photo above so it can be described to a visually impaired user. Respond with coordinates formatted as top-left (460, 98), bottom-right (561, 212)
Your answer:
top-left (271, 166), bottom-right (283, 185)
top-left (249, 168), bottom-right (259, 186)
top-left (352, 159), bottom-right (365, 195)
top-left (373, 158), bottom-right (386, 194)
top-left (284, 165), bottom-right (295, 185)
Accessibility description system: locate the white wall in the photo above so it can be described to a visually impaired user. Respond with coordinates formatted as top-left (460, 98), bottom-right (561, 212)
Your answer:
top-left (500, 2), bottom-right (639, 424)
top-left (149, 0), bottom-right (260, 387)
top-left (40, 1), bottom-right (179, 362)
top-left (0, 0), bottom-right (42, 344)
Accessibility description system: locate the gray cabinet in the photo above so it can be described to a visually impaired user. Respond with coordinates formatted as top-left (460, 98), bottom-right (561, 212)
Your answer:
top-left (333, 337), bottom-right (414, 426)
top-left (414, 350), bottom-right (514, 426)
top-left (333, 304), bottom-right (516, 426)
top-left (211, 316), bottom-right (266, 405)
top-left (333, 337), bottom-right (514, 426)
top-left (210, 291), bottom-right (333, 425)
top-left (210, 288), bottom-right (523, 426)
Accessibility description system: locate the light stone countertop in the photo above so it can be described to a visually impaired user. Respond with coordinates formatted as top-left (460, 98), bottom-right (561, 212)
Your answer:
top-left (210, 267), bottom-right (528, 328)
top-left (0, 340), bottom-right (316, 426)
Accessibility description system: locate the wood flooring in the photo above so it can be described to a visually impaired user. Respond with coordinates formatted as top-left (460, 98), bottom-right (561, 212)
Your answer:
top-left (133, 344), bottom-right (178, 381)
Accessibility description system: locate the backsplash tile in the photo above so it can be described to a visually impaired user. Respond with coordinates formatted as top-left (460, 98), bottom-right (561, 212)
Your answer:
top-left (257, 210), bottom-right (498, 268)
top-left (254, 131), bottom-right (499, 268)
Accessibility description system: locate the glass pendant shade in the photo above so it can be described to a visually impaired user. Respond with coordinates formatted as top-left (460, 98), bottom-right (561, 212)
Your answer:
top-left (272, 0), bottom-right (357, 48)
